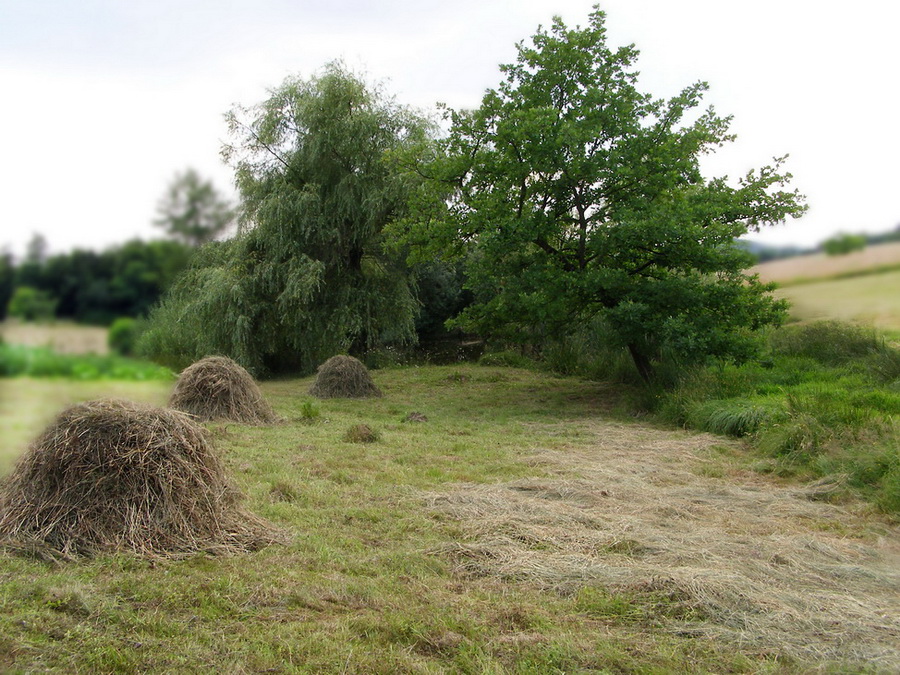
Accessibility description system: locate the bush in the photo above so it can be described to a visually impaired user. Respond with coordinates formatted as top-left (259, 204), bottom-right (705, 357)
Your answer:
top-left (822, 233), bottom-right (867, 256)
top-left (108, 317), bottom-right (140, 356)
top-left (6, 286), bottom-right (57, 322)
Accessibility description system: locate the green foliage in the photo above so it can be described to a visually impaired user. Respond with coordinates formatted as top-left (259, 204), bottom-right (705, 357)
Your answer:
top-left (684, 399), bottom-right (782, 437)
top-left (541, 316), bottom-right (643, 383)
top-left (393, 8), bottom-right (805, 382)
top-left (0, 343), bottom-right (173, 380)
top-left (768, 320), bottom-right (883, 365)
top-left (0, 252), bottom-right (13, 321)
top-left (9, 239), bottom-right (192, 324)
top-left (143, 63), bottom-right (432, 376)
top-left (478, 349), bottom-right (539, 369)
top-left (653, 321), bottom-right (900, 511)
top-left (107, 317), bottom-right (140, 356)
top-left (822, 232), bottom-right (867, 256)
top-left (154, 168), bottom-right (236, 246)
top-left (6, 286), bottom-right (57, 322)
top-left (298, 399), bottom-right (321, 423)
top-left (412, 261), bottom-right (472, 341)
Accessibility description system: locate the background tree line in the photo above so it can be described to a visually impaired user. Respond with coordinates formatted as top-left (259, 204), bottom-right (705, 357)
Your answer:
top-left (0, 167), bottom-right (236, 325)
top-left (0, 238), bottom-right (193, 324)
top-left (5, 8), bottom-right (810, 383)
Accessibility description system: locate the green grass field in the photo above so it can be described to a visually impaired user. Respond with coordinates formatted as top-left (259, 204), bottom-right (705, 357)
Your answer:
top-left (1, 366), bottom-right (898, 673)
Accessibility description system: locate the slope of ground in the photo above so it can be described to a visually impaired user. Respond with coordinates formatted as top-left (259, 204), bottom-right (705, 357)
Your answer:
top-left (1, 367), bottom-right (897, 672)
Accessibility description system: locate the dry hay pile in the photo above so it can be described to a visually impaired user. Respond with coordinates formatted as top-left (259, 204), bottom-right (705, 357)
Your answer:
top-left (424, 421), bottom-right (900, 670)
top-left (169, 356), bottom-right (277, 424)
top-left (0, 399), bottom-right (282, 558)
top-left (309, 355), bottom-right (382, 399)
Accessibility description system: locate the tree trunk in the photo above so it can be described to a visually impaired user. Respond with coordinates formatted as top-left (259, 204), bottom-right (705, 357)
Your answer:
top-left (627, 343), bottom-right (655, 384)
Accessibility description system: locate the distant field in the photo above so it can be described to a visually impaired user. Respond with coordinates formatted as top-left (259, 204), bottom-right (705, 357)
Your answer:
top-left (749, 242), bottom-right (900, 333)
top-left (773, 268), bottom-right (900, 331)
top-left (0, 320), bottom-right (109, 355)
top-left (751, 241), bottom-right (900, 284)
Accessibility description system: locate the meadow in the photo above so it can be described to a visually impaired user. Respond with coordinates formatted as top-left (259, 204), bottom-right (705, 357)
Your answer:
top-left (751, 241), bottom-right (900, 333)
top-left (1, 366), bottom-right (898, 673)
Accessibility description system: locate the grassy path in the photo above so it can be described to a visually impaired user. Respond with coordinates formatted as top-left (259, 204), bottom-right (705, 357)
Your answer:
top-left (1, 366), bottom-right (898, 672)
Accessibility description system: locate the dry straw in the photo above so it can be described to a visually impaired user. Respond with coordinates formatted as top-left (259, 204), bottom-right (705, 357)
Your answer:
top-left (0, 399), bottom-right (282, 559)
top-left (309, 355), bottom-right (382, 399)
top-left (169, 356), bottom-right (278, 424)
top-left (424, 420), bottom-right (900, 669)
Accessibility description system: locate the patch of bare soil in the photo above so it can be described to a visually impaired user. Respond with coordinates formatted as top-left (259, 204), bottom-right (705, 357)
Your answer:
top-left (425, 421), bottom-right (900, 670)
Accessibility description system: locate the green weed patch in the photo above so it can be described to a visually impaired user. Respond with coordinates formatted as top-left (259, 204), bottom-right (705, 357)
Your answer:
top-left (657, 321), bottom-right (900, 512)
top-left (0, 344), bottom-right (173, 381)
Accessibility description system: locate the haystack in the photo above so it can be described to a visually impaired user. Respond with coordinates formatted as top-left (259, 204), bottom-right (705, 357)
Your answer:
top-left (169, 356), bottom-right (277, 424)
top-left (0, 399), bottom-right (281, 558)
top-left (309, 355), bottom-right (382, 399)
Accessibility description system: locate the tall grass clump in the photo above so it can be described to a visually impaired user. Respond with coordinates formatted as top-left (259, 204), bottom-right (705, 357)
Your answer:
top-left (768, 320), bottom-right (884, 365)
top-left (542, 317), bottom-right (642, 383)
top-left (654, 320), bottom-right (900, 512)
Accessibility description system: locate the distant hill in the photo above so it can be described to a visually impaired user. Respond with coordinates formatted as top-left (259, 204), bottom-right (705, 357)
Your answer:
top-left (738, 224), bottom-right (900, 264)
top-left (750, 241), bottom-right (900, 284)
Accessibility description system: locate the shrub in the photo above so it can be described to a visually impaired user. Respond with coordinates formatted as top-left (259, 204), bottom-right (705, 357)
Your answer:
top-left (0, 344), bottom-right (173, 380)
top-left (108, 317), bottom-right (139, 356)
top-left (478, 350), bottom-right (539, 369)
top-left (6, 286), bottom-right (57, 322)
top-left (822, 233), bottom-right (867, 256)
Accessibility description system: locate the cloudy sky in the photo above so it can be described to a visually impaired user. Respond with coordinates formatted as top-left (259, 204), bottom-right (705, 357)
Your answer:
top-left (1, 0), bottom-right (898, 257)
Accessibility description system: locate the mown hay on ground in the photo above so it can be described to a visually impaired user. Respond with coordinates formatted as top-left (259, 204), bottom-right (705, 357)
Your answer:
top-left (0, 399), bottom-right (282, 558)
top-left (309, 355), bottom-right (382, 399)
top-left (169, 356), bottom-right (278, 424)
top-left (424, 421), bottom-right (900, 670)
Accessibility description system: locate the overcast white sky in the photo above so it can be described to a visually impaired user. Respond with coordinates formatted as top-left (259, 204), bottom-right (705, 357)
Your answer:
top-left (1, 0), bottom-right (898, 257)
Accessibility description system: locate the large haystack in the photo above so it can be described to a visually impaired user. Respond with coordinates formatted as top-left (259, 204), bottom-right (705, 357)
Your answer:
top-left (169, 356), bottom-right (277, 424)
top-left (0, 399), bottom-right (281, 558)
top-left (309, 355), bottom-right (382, 399)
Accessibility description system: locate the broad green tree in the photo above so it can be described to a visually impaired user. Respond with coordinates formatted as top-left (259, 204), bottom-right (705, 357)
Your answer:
top-left (394, 8), bottom-right (806, 381)
top-left (154, 169), bottom-right (236, 246)
top-left (822, 233), bottom-right (867, 256)
top-left (141, 63), bottom-right (432, 374)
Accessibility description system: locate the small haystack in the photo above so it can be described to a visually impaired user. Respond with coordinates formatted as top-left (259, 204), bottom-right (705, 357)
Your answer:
top-left (309, 355), bottom-right (382, 399)
top-left (0, 399), bottom-right (281, 558)
top-left (169, 356), bottom-right (277, 424)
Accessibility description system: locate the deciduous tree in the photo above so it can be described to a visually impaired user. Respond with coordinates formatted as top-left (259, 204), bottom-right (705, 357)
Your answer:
top-left (394, 8), bottom-right (806, 381)
top-left (142, 63), bottom-right (432, 374)
top-left (154, 169), bottom-right (236, 246)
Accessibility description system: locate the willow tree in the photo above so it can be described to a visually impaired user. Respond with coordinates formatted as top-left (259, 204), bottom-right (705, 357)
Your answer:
top-left (394, 8), bottom-right (806, 382)
top-left (141, 64), bottom-right (431, 375)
